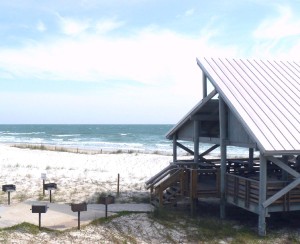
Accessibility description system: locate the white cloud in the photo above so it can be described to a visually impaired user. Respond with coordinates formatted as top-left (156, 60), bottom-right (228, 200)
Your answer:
top-left (250, 4), bottom-right (300, 59)
top-left (253, 5), bottom-right (300, 39)
top-left (37, 21), bottom-right (46, 32)
top-left (184, 9), bottom-right (195, 17)
top-left (0, 25), bottom-right (237, 85)
top-left (95, 19), bottom-right (125, 34)
top-left (0, 22), bottom-right (239, 123)
top-left (58, 15), bottom-right (90, 35)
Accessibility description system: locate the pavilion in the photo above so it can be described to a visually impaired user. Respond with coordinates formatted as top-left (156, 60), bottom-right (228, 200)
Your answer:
top-left (146, 57), bottom-right (300, 236)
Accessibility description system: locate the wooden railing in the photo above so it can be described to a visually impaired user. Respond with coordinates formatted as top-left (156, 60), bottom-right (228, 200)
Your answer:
top-left (227, 174), bottom-right (300, 211)
top-left (226, 173), bottom-right (259, 208)
top-left (267, 181), bottom-right (300, 211)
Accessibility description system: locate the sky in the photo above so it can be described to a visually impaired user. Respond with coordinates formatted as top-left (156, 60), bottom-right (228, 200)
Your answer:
top-left (0, 0), bottom-right (299, 124)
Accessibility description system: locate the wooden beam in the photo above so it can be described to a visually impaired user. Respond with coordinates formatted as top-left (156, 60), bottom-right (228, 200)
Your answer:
top-left (191, 120), bottom-right (200, 216)
top-left (258, 155), bottom-right (267, 236)
top-left (176, 142), bottom-right (194, 155)
top-left (190, 114), bottom-right (219, 121)
top-left (202, 73), bottom-right (207, 98)
top-left (263, 176), bottom-right (300, 208)
top-left (267, 156), bottom-right (300, 178)
top-left (249, 148), bottom-right (254, 169)
top-left (219, 97), bottom-right (227, 219)
top-left (199, 144), bottom-right (219, 157)
top-left (173, 134), bottom-right (177, 162)
top-left (194, 120), bottom-right (200, 164)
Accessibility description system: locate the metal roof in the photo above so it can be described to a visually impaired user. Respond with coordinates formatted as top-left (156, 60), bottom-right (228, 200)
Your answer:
top-left (197, 57), bottom-right (300, 155)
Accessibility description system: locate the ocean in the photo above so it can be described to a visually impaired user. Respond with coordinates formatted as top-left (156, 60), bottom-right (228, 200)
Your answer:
top-left (0, 124), bottom-right (249, 156)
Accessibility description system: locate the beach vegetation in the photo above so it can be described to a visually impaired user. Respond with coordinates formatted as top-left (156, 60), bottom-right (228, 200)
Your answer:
top-left (150, 208), bottom-right (264, 243)
top-left (2, 222), bottom-right (55, 235)
top-left (90, 211), bottom-right (129, 225)
top-left (15, 192), bottom-right (27, 202)
top-left (38, 193), bottom-right (44, 201)
top-left (130, 195), bottom-right (149, 203)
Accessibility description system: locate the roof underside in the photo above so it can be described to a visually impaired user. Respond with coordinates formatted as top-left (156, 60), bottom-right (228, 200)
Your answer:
top-left (197, 57), bottom-right (300, 155)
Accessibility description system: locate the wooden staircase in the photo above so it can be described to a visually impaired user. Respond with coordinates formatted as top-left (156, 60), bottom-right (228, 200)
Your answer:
top-left (145, 162), bottom-right (221, 208)
top-left (145, 165), bottom-right (189, 207)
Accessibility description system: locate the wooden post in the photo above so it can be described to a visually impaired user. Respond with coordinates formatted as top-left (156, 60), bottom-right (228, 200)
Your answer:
top-left (202, 73), bottom-right (207, 98)
top-left (191, 120), bottom-right (200, 216)
top-left (173, 134), bottom-right (177, 162)
top-left (282, 155), bottom-right (288, 181)
top-left (117, 173), bottom-right (120, 197)
top-left (258, 155), bottom-right (267, 236)
top-left (249, 148), bottom-right (254, 171)
top-left (219, 97), bottom-right (227, 219)
top-left (194, 120), bottom-right (200, 164)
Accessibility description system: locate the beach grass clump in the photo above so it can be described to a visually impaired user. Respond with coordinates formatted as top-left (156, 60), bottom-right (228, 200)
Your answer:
top-left (1, 222), bottom-right (54, 235)
top-left (149, 208), bottom-right (266, 243)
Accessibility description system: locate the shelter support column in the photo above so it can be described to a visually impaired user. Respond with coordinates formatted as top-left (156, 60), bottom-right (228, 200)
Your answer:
top-left (281, 155), bottom-right (288, 181)
top-left (258, 155), bottom-right (267, 236)
top-left (249, 148), bottom-right (254, 170)
top-left (173, 134), bottom-right (177, 163)
top-left (219, 97), bottom-right (227, 219)
top-left (191, 120), bottom-right (200, 215)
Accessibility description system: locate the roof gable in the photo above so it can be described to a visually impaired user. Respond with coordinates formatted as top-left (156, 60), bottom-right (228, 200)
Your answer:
top-left (197, 57), bottom-right (300, 155)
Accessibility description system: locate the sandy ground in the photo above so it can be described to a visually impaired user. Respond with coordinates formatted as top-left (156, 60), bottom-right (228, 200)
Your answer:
top-left (0, 144), bottom-right (191, 243)
top-left (0, 145), bottom-right (297, 243)
top-left (0, 144), bottom-right (173, 205)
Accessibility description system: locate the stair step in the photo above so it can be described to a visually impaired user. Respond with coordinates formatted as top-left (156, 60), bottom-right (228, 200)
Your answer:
top-left (151, 198), bottom-right (159, 207)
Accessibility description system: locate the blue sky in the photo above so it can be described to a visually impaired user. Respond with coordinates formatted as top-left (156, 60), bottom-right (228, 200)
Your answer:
top-left (0, 0), bottom-right (299, 124)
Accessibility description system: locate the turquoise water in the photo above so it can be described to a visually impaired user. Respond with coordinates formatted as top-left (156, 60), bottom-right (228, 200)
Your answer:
top-left (0, 124), bottom-right (249, 156)
top-left (0, 124), bottom-right (174, 153)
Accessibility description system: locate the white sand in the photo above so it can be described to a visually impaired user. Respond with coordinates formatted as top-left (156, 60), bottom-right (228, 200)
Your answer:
top-left (0, 144), bottom-right (174, 204)
top-left (0, 144), bottom-right (204, 243)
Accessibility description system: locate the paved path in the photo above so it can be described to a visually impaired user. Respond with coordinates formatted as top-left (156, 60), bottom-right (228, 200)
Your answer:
top-left (0, 200), bottom-right (153, 231)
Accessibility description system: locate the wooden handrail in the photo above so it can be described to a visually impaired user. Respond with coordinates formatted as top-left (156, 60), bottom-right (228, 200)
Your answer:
top-left (155, 169), bottom-right (183, 192)
top-left (145, 164), bottom-right (177, 186)
top-left (146, 168), bottom-right (178, 190)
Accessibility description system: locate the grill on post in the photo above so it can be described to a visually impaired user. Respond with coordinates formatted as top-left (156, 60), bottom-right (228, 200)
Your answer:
top-left (31, 204), bottom-right (48, 230)
top-left (43, 183), bottom-right (57, 203)
top-left (71, 202), bottom-right (87, 230)
top-left (2, 184), bottom-right (16, 205)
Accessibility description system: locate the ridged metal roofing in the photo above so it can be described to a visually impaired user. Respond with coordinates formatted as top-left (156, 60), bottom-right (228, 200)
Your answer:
top-left (197, 57), bottom-right (300, 155)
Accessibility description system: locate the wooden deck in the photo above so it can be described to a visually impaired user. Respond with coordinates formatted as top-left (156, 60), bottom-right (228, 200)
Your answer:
top-left (146, 158), bottom-right (300, 214)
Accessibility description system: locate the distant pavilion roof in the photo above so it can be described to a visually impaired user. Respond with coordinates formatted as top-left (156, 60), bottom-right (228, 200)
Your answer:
top-left (167, 57), bottom-right (300, 156)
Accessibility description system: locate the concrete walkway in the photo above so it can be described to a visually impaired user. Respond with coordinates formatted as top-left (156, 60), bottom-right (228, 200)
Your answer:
top-left (0, 201), bottom-right (153, 231)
